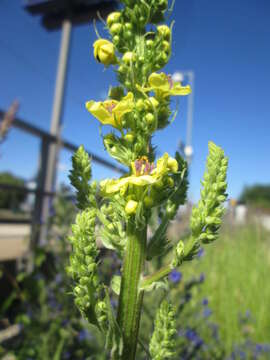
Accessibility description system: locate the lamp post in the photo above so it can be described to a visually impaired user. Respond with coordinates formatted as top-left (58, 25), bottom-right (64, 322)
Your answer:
top-left (172, 71), bottom-right (195, 166)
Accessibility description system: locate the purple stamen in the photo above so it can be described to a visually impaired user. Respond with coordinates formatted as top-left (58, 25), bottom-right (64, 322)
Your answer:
top-left (106, 102), bottom-right (116, 114)
top-left (144, 161), bottom-right (151, 174)
top-left (135, 159), bottom-right (142, 176)
top-left (167, 75), bottom-right (173, 89)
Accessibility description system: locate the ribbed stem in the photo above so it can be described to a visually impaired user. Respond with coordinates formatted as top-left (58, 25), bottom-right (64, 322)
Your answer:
top-left (116, 221), bottom-right (147, 360)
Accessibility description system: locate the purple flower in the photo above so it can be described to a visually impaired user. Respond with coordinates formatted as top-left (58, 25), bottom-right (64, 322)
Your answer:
top-left (202, 298), bottom-right (208, 306)
top-left (78, 329), bottom-right (92, 342)
top-left (197, 247), bottom-right (205, 258)
top-left (199, 273), bottom-right (205, 283)
top-left (169, 270), bottom-right (182, 284)
top-left (185, 328), bottom-right (203, 348)
top-left (203, 308), bottom-right (212, 318)
top-left (55, 274), bottom-right (62, 284)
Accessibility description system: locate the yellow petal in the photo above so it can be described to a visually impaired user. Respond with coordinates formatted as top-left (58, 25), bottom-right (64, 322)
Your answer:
top-left (171, 84), bottom-right (191, 96)
top-left (148, 73), bottom-right (169, 91)
top-left (113, 92), bottom-right (134, 119)
top-left (153, 153), bottom-right (169, 178)
top-left (167, 157), bottom-right (178, 173)
top-left (125, 200), bottom-right (138, 214)
top-left (93, 39), bottom-right (109, 58)
top-left (86, 100), bottom-right (115, 126)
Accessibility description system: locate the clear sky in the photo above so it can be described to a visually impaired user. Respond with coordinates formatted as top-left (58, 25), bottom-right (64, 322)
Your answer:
top-left (0, 0), bottom-right (270, 201)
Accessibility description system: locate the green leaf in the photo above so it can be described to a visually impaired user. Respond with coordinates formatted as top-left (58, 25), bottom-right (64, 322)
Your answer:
top-left (140, 279), bottom-right (168, 293)
top-left (111, 275), bottom-right (121, 296)
top-left (104, 289), bottom-right (123, 358)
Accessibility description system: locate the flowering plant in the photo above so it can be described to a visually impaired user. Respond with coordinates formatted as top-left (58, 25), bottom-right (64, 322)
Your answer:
top-left (67, 1), bottom-right (228, 359)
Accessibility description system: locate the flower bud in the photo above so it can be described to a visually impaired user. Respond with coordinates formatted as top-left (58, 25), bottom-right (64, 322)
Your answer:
top-left (135, 99), bottom-right (144, 112)
top-left (110, 23), bottom-right (122, 35)
top-left (144, 196), bottom-right (154, 208)
top-left (158, 0), bottom-right (168, 10)
top-left (168, 157), bottom-right (178, 173)
top-left (124, 22), bottom-right (133, 31)
top-left (162, 40), bottom-right (170, 53)
top-left (166, 177), bottom-right (174, 188)
top-left (124, 31), bottom-right (133, 40)
top-left (118, 65), bottom-right (125, 74)
top-left (125, 200), bottom-right (138, 215)
top-left (113, 35), bottom-right (120, 45)
top-left (107, 223), bottom-right (115, 231)
top-left (122, 51), bottom-right (136, 64)
top-left (93, 39), bottom-right (117, 66)
top-left (144, 97), bottom-right (159, 111)
top-left (146, 39), bottom-right (154, 48)
top-left (157, 25), bottom-right (171, 41)
top-left (124, 133), bottom-right (134, 142)
top-left (166, 200), bottom-right (176, 217)
top-left (145, 113), bottom-right (155, 125)
top-left (107, 12), bottom-right (121, 27)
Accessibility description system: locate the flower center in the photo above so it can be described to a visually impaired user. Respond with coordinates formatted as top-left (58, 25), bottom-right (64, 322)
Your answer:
top-left (105, 102), bottom-right (116, 114)
top-left (134, 156), bottom-right (154, 176)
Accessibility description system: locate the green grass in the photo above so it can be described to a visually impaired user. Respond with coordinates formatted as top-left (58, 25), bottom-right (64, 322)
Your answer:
top-left (184, 223), bottom-right (270, 353)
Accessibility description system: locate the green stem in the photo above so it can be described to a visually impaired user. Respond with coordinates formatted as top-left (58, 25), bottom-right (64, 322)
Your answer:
top-left (140, 264), bottom-right (171, 290)
top-left (117, 221), bottom-right (147, 360)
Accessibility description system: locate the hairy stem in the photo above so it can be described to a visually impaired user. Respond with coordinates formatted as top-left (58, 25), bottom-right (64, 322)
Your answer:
top-left (116, 221), bottom-right (147, 360)
top-left (140, 264), bottom-right (172, 290)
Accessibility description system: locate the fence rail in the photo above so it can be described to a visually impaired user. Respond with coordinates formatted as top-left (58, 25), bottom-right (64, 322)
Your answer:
top-left (0, 108), bottom-right (125, 245)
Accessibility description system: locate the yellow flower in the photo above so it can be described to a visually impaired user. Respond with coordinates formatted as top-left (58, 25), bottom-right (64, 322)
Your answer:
top-left (100, 153), bottom-right (178, 195)
top-left (157, 25), bottom-right (171, 41)
top-left (137, 72), bottom-right (191, 98)
top-left (86, 92), bottom-right (134, 128)
top-left (107, 12), bottom-right (121, 27)
top-left (93, 39), bottom-right (117, 66)
top-left (125, 200), bottom-right (138, 215)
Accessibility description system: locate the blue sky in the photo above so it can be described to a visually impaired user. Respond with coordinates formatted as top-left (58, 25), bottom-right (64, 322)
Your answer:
top-left (0, 0), bottom-right (270, 201)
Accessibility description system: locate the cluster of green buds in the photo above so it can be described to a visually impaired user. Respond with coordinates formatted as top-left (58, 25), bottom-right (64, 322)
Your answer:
top-left (149, 300), bottom-right (177, 360)
top-left (67, 1), bottom-right (228, 359)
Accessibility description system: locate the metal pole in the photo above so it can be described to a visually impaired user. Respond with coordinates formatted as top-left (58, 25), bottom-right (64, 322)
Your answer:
top-left (39, 19), bottom-right (72, 244)
top-left (185, 71), bottom-right (195, 166)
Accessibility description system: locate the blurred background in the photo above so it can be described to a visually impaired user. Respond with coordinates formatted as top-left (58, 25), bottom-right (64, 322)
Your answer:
top-left (0, 0), bottom-right (270, 359)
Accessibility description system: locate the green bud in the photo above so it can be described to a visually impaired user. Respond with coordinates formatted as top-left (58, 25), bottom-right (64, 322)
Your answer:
top-left (150, 301), bottom-right (176, 360)
top-left (124, 30), bottom-right (133, 40)
top-left (166, 177), bottom-right (174, 188)
top-left (136, 99), bottom-right (145, 111)
top-left (162, 40), bottom-right (171, 53)
top-left (107, 12), bottom-right (121, 27)
top-left (144, 196), bottom-right (154, 208)
top-left (113, 35), bottom-right (120, 45)
top-left (124, 133), bottom-right (134, 142)
top-left (145, 112), bottom-right (155, 125)
top-left (110, 23), bottom-right (122, 35)
top-left (125, 200), bottom-right (138, 214)
top-left (146, 39), bottom-right (154, 48)
top-left (157, 25), bottom-right (171, 41)
top-left (122, 51), bottom-right (136, 64)
top-left (124, 22), bottom-right (133, 31)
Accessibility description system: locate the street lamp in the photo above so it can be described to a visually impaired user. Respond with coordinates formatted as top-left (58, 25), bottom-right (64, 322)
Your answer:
top-left (172, 71), bottom-right (195, 166)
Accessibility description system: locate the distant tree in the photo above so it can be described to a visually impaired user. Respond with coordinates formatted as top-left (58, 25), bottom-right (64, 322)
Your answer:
top-left (239, 184), bottom-right (270, 210)
top-left (0, 172), bottom-right (26, 210)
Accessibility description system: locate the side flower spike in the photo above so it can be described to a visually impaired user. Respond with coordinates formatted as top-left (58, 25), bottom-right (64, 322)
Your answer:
top-left (86, 92), bottom-right (134, 128)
